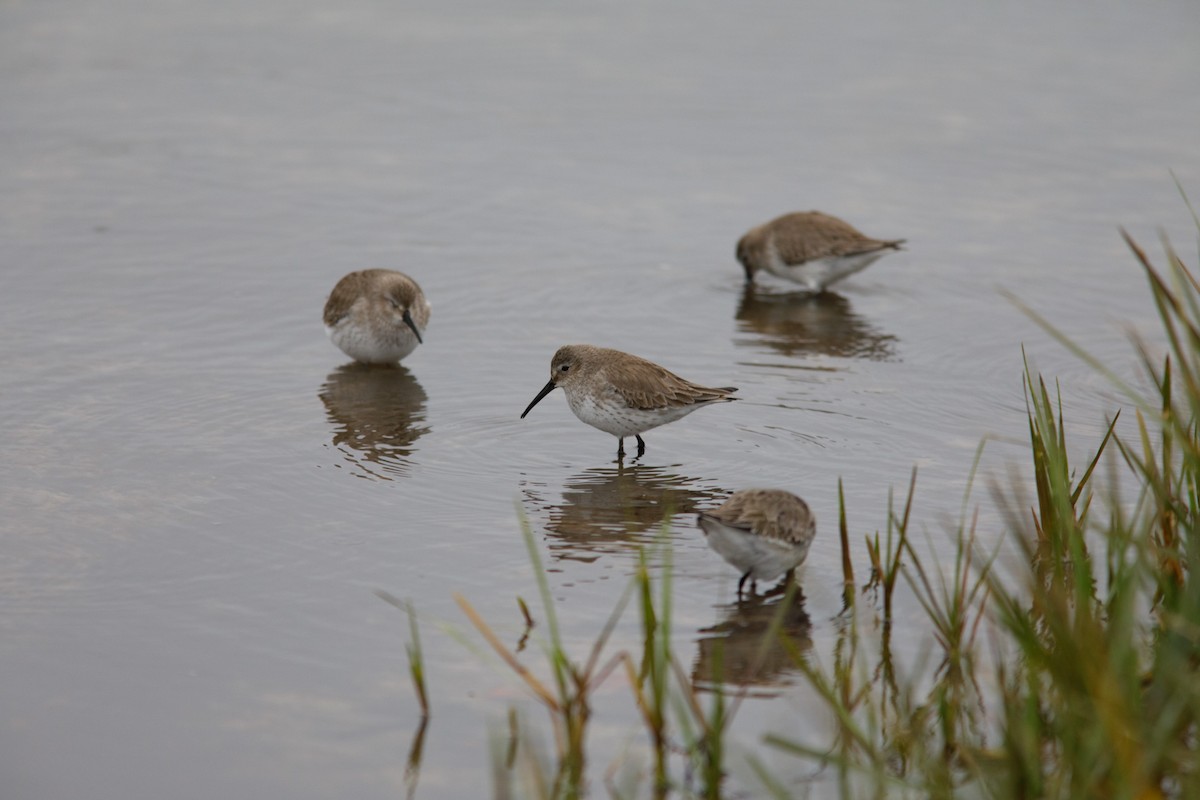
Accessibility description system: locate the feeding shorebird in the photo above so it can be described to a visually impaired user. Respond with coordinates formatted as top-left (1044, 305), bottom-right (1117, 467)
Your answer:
top-left (323, 269), bottom-right (430, 364)
top-left (697, 489), bottom-right (816, 597)
top-left (736, 211), bottom-right (905, 292)
top-left (520, 344), bottom-right (738, 458)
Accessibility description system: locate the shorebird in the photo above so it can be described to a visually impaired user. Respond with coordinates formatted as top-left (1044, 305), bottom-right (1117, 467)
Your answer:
top-left (323, 269), bottom-right (430, 364)
top-left (736, 211), bottom-right (904, 292)
top-left (697, 489), bottom-right (816, 597)
top-left (520, 344), bottom-right (737, 458)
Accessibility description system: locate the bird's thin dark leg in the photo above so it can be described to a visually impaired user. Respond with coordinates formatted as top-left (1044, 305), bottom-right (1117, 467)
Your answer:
top-left (617, 437), bottom-right (625, 459)
top-left (635, 435), bottom-right (646, 456)
top-left (737, 571), bottom-right (751, 599)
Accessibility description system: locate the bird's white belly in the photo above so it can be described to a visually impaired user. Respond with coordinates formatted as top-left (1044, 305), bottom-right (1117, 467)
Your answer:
top-left (566, 392), bottom-right (694, 437)
top-left (326, 320), bottom-right (419, 364)
top-left (764, 243), bottom-right (884, 292)
top-left (699, 518), bottom-right (810, 581)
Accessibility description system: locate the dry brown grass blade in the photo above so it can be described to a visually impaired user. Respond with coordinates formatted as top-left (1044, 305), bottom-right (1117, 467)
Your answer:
top-left (669, 654), bottom-right (713, 737)
top-left (455, 592), bottom-right (560, 710)
top-left (621, 652), bottom-right (656, 732)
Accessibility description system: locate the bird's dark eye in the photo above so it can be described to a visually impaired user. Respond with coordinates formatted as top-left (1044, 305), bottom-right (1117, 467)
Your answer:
top-left (559, 364), bottom-right (570, 372)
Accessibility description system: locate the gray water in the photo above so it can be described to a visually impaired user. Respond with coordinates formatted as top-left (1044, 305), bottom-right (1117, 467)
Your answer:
top-left (3, 1), bottom-right (1199, 797)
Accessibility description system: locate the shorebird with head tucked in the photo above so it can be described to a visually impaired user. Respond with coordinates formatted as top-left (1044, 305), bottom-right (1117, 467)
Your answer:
top-left (736, 211), bottom-right (904, 292)
top-left (697, 489), bottom-right (816, 597)
top-left (521, 345), bottom-right (738, 459)
top-left (323, 269), bottom-right (431, 364)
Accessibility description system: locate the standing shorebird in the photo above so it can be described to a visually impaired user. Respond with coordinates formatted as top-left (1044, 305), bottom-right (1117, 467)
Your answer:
top-left (736, 211), bottom-right (905, 292)
top-left (520, 344), bottom-right (738, 458)
top-left (323, 269), bottom-right (431, 364)
top-left (697, 489), bottom-right (816, 597)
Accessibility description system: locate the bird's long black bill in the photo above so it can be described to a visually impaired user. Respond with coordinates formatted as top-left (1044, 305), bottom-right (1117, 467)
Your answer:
top-left (520, 380), bottom-right (557, 418)
top-left (402, 309), bottom-right (423, 344)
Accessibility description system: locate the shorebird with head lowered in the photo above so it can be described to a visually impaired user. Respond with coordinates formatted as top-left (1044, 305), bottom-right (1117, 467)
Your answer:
top-left (323, 269), bottom-right (431, 364)
top-left (698, 489), bottom-right (816, 597)
top-left (521, 345), bottom-right (738, 459)
top-left (736, 211), bottom-right (905, 293)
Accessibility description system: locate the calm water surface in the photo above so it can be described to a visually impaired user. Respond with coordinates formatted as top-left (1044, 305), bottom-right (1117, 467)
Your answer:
top-left (3, 1), bottom-right (1199, 797)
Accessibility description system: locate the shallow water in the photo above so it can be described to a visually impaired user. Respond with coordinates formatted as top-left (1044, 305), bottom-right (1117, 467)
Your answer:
top-left (2, 0), bottom-right (1199, 797)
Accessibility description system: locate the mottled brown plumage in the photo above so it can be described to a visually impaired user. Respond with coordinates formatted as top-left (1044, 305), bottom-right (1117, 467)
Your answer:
top-left (736, 211), bottom-right (905, 291)
top-left (322, 269), bottom-right (425, 328)
top-left (592, 351), bottom-right (737, 411)
top-left (521, 344), bottom-right (737, 458)
top-left (323, 269), bottom-right (430, 364)
top-left (702, 489), bottom-right (815, 544)
top-left (698, 489), bottom-right (817, 596)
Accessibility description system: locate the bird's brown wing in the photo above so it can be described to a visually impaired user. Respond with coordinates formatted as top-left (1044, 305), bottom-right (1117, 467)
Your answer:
top-left (708, 490), bottom-right (813, 544)
top-left (772, 211), bottom-right (903, 264)
top-left (607, 355), bottom-right (736, 410)
top-left (323, 271), bottom-right (374, 327)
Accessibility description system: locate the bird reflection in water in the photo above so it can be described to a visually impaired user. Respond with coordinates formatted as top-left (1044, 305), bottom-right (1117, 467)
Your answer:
top-left (319, 363), bottom-right (429, 480)
top-left (692, 585), bottom-right (813, 695)
top-left (522, 463), bottom-right (725, 564)
top-left (734, 287), bottom-right (898, 361)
